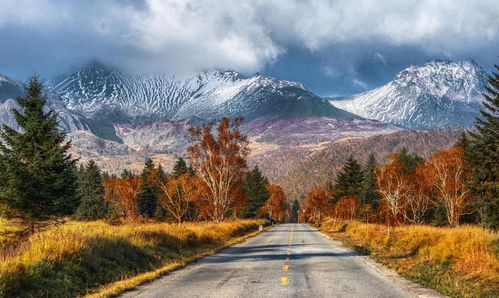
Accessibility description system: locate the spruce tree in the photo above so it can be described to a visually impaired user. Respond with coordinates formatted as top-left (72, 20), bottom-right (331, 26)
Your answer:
top-left (242, 166), bottom-right (270, 218)
top-left (75, 160), bottom-right (109, 220)
top-left (138, 158), bottom-right (161, 218)
top-left (0, 76), bottom-right (77, 233)
top-left (394, 147), bottom-right (423, 174)
top-left (172, 157), bottom-right (189, 178)
top-left (468, 64), bottom-right (499, 229)
top-left (333, 155), bottom-right (364, 201)
top-left (360, 153), bottom-right (380, 209)
top-left (290, 199), bottom-right (300, 223)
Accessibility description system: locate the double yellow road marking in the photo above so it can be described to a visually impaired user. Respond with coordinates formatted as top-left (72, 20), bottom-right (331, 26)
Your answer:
top-left (281, 223), bottom-right (295, 286)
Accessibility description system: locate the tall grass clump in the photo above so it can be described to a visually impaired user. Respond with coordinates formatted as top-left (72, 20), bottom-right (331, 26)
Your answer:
top-left (320, 219), bottom-right (499, 297)
top-left (0, 219), bottom-right (266, 297)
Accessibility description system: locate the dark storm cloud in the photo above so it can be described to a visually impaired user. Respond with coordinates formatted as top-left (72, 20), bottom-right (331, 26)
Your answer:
top-left (0, 0), bottom-right (498, 95)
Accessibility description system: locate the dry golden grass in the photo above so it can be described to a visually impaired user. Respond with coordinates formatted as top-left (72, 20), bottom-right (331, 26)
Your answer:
top-left (0, 219), bottom-right (266, 298)
top-left (320, 219), bottom-right (499, 297)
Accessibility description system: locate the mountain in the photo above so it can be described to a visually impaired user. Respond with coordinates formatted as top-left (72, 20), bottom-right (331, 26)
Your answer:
top-left (0, 75), bottom-right (90, 132)
top-left (330, 60), bottom-right (487, 129)
top-left (50, 61), bottom-right (357, 124)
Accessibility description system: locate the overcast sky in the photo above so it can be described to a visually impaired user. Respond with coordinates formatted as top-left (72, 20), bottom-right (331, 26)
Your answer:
top-left (0, 0), bottom-right (498, 96)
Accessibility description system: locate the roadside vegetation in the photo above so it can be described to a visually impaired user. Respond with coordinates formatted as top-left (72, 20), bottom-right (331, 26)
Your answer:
top-left (0, 219), bottom-right (266, 297)
top-left (0, 77), bottom-right (287, 297)
top-left (302, 63), bottom-right (499, 297)
top-left (319, 219), bottom-right (498, 297)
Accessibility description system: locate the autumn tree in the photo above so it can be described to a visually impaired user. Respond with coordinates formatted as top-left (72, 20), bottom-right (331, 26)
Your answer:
top-left (334, 196), bottom-right (359, 220)
top-left (158, 174), bottom-right (204, 224)
top-left (103, 177), bottom-right (142, 222)
top-left (376, 158), bottom-right (407, 225)
top-left (0, 77), bottom-right (77, 234)
top-left (303, 186), bottom-right (331, 222)
top-left (260, 184), bottom-right (286, 222)
top-left (428, 147), bottom-right (469, 226)
top-left (187, 117), bottom-right (249, 222)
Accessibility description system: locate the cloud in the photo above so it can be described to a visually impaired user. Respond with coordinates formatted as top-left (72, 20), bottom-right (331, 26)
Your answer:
top-left (0, 0), bottom-right (498, 92)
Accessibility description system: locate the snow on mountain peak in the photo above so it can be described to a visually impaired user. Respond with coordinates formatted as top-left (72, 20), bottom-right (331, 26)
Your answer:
top-left (330, 59), bottom-right (487, 129)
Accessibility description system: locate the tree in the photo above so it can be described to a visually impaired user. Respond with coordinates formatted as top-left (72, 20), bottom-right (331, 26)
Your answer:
top-left (333, 155), bottom-right (364, 201)
top-left (103, 177), bottom-right (142, 222)
top-left (260, 184), bottom-right (286, 222)
top-left (428, 147), bottom-right (469, 226)
top-left (376, 159), bottom-right (406, 225)
top-left (290, 199), bottom-right (300, 223)
top-left (75, 160), bottom-right (109, 220)
top-left (172, 157), bottom-right (189, 178)
top-left (158, 174), bottom-right (204, 224)
top-left (334, 196), bottom-right (359, 220)
top-left (0, 77), bottom-right (77, 234)
top-left (242, 166), bottom-right (270, 218)
top-left (137, 158), bottom-right (162, 218)
top-left (187, 117), bottom-right (249, 222)
top-left (303, 186), bottom-right (331, 222)
top-left (359, 153), bottom-right (380, 221)
top-left (467, 65), bottom-right (499, 229)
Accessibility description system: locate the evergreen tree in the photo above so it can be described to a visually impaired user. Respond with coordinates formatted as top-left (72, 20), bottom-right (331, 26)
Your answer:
top-left (121, 169), bottom-right (134, 178)
top-left (290, 199), bottom-right (300, 223)
top-left (0, 76), bottom-right (77, 233)
top-left (75, 160), bottom-right (109, 220)
top-left (468, 64), bottom-right (499, 229)
top-left (360, 153), bottom-right (380, 209)
top-left (394, 147), bottom-right (423, 174)
top-left (172, 157), bottom-right (189, 178)
top-left (242, 166), bottom-right (269, 218)
top-left (138, 158), bottom-right (162, 218)
top-left (333, 155), bottom-right (364, 201)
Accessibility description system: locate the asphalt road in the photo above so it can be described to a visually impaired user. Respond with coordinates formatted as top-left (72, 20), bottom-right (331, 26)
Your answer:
top-left (121, 224), bottom-right (418, 298)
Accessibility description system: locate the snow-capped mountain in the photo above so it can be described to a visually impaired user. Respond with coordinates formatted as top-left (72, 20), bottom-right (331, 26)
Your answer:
top-left (330, 60), bottom-right (487, 129)
top-left (0, 75), bottom-right (90, 132)
top-left (50, 61), bottom-right (356, 124)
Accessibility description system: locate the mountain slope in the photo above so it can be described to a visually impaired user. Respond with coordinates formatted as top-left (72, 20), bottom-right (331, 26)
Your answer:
top-left (50, 61), bottom-right (357, 123)
top-left (0, 75), bottom-right (90, 132)
top-left (330, 60), bottom-right (487, 129)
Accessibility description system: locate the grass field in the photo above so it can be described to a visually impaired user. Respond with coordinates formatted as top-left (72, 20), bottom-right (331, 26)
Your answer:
top-left (319, 219), bottom-right (499, 298)
top-left (0, 219), bottom-right (267, 297)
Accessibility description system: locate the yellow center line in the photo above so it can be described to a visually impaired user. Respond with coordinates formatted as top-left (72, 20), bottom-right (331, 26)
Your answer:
top-left (281, 223), bottom-right (295, 286)
top-left (281, 276), bottom-right (288, 285)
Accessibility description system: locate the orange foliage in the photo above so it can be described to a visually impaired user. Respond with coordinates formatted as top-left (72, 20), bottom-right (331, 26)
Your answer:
top-left (333, 196), bottom-right (359, 220)
top-left (427, 147), bottom-right (468, 226)
top-left (187, 117), bottom-right (249, 222)
top-left (302, 186), bottom-right (332, 222)
top-left (158, 174), bottom-right (205, 224)
top-left (103, 177), bottom-right (142, 222)
top-left (260, 184), bottom-right (287, 222)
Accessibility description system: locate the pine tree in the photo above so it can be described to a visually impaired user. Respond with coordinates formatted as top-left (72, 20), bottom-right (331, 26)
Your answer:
top-left (138, 158), bottom-right (161, 218)
top-left (468, 64), bottom-right (499, 229)
top-left (333, 155), bottom-right (364, 201)
top-left (0, 76), bottom-right (77, 233)
top-left (395, 147), bottom-right (423, 174)
top-left (172, 157), bottom-right (189, 178)
top-left (360, 153), bottom-right (380, 209)
top-left (75, 160), bottom-right (109, 220)
top-left (242, 166), bottom-right (270, 218)
top-left (290, 199), bottom-right (300, 223)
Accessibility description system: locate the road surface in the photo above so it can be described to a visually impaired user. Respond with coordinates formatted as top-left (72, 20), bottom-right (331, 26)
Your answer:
top-left (121, 224), bottom-right (424, 298)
